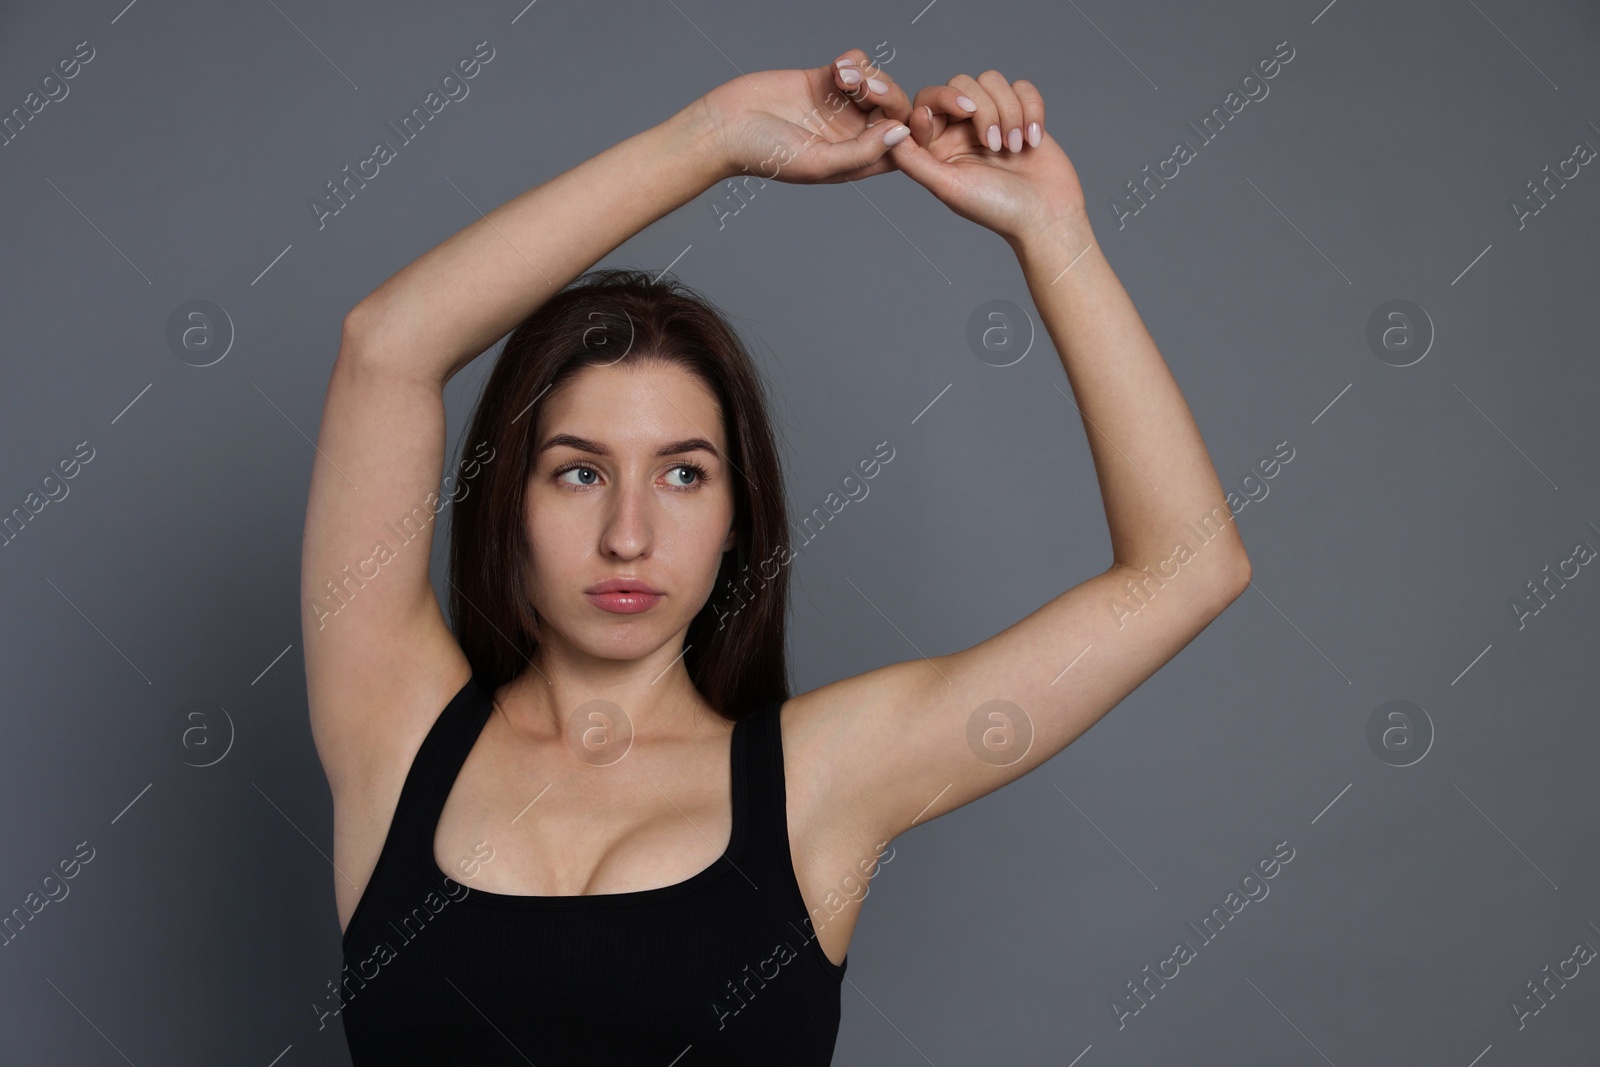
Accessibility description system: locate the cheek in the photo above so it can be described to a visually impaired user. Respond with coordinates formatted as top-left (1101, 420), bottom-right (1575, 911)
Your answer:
top-left (653, 522), bottom-right (722, 573)
top-left (650, 507), bottom-right (734, 594)
top-left (523, 498), bottom-right (586, 579)
top-left (686, 508), bottom-right (737, 587)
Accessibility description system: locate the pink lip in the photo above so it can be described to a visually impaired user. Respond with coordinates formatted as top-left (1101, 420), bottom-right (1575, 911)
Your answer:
top-left (586, 577), bottom-right (663, 595)
top-left (585, 591), bottom-right (663, 614)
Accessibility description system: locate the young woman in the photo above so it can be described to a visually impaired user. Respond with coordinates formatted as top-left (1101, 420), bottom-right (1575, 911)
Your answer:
top-left (301, 46), bottom-right (1250, 1065)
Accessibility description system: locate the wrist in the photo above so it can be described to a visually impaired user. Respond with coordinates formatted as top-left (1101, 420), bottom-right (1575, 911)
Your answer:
top-left (1008, 209), bottom-right (1098, 274)
top-left (659, 97), bottom-right (737, 189)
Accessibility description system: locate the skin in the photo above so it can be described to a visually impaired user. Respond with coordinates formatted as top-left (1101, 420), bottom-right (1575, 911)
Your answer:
top-left (520, 360), bottom-right (737, 702)
top-left (426, 360), bottom-right (750, 925)
top-left (303, 47), bottom-right (1249, 974)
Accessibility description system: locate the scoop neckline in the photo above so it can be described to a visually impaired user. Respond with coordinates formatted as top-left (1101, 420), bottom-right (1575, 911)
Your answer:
top-left (416, 679), bottom-right (751, 911)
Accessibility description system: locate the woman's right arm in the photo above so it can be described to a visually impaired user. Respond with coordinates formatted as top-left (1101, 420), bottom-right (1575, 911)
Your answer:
top-left (341, 98), bottom-right (731, 384)
top-left (302, 98), bottom-right (734, 794)
top-left (302, 46), bottom-right (915, 795)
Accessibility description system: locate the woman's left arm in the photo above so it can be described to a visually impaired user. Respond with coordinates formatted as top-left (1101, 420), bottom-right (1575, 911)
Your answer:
top-left (781, 71), bottom-right (1251, 850)
top-left (1011, 210), bottom-right (1249, 582)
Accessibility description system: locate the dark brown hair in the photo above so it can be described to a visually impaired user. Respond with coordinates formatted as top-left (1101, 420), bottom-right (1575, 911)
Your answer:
top-left (447, 267), bottom-right (792, 721)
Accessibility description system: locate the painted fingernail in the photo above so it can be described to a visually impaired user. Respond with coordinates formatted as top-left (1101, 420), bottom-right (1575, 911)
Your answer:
top-left (986, 124), bottom-right (1001, 152)
top-left (839, 67), bottom-right (861, 85)
top-left (1007, 127), bottom-right (1022, 152)
top-left (1028, 121), bottom-right (1040, 147)
top-left (836, 58), bottom-right (856, 68)
top-left (867, 77), bottom-right (888, 94)
top-left (956, 95), bottom-right (977, 112)
top-left (882, 124), bottom-right (910, 146)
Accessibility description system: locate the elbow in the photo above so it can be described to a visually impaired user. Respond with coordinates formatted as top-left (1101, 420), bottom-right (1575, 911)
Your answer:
top-left (1213, 552), bottom-right (1252, 607)
top-left (336, 302), bottom-right (398, 376)
top-left (340, 300), bottom-right (378, 351)
top-left (335, 300), bottom-right (452, 387)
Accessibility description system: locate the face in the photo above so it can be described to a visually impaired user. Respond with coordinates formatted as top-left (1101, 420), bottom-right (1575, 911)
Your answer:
top-left (524, 360), bottom-right (738, 662)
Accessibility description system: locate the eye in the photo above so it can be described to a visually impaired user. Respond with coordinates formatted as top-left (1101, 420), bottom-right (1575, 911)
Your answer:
top-left (553, 462), bottom-right (601, 488)
top-left (549, 460), bottom-right (710, 491)
top-left (666, 461), bottom-right (710, 489)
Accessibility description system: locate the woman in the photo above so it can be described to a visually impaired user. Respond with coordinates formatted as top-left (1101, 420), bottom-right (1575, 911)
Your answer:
top-left (301, 46), bottom-right (1250, 1065)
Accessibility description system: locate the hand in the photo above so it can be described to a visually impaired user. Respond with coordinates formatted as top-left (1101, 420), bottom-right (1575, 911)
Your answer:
top-left (889, 70), bottom-right (1087, 244)
top-left (698, 47), bottom-right (914, 185)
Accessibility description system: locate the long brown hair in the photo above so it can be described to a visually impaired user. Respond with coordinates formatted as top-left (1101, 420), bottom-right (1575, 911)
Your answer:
top-left (447, 267), bottom-right (792, 721)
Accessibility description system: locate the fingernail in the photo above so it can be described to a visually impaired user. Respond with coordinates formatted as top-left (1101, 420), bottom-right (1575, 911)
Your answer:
top-left (956, 95), bottom-right (977, 112)
top-left (839, 67), bottom-right (861, 85)
top-left (986, 124), bottom-right (1001, 152)
top-left (836, 58), bottom-right (856, 68)
top-left (867, 77), bottom-right (888, 94)
top-left (1007, 127), bottom-right (1022, 153)
top-left (882, 124), bottom-right (910, 146)
top-left (1028, 121), bottom-right (1040, 147)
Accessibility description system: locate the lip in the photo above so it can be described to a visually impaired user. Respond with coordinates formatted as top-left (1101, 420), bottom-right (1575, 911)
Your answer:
top-left (585, 591), bottom-right (664, 614)
top-left (585, 577), bottom-right (664, 595)
top-left (584, 577), bottom-right (664, 615)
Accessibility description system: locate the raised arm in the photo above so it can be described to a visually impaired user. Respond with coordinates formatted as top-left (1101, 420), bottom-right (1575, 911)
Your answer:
top-left (302, 100), bottom-right (734, 794)
top-left (778, 70), bottom-right (1252, 852)
top-left (301, 50), bottom-right (917, 795)
top-left (341, 47), bottom-right (918, 383)
top-left (339, 103), bottom-right (728, 387)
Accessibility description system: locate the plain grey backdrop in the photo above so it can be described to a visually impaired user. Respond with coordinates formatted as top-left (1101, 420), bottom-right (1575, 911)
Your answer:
top-left (3, 0), bottom-right (1598, 1063)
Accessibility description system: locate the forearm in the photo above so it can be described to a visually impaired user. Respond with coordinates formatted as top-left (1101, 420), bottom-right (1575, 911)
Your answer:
top-left (344, 98), bottom-right (732, 384)
top-left (1010, 216), bottom-right (1248, 588)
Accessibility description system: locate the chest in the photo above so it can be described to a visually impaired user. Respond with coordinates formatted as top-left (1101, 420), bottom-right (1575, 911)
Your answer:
top-left (430, 728), bottom-right (737, 898)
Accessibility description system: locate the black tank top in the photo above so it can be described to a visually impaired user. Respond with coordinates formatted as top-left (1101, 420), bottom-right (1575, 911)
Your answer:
top-left (335, 671), bottom-right (848, 1065)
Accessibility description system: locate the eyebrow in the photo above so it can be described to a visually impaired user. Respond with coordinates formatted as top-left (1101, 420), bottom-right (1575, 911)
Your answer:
top-left (537, 433), bottom-right (721, 460)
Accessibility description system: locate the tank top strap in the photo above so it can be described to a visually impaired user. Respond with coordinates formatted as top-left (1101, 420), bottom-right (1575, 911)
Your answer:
top-left (732, 697), bottom-right (819, 915)
top-left (734, 697), bottom-right (794, 873)
top-left (735, 694), bottom-right (849, 980)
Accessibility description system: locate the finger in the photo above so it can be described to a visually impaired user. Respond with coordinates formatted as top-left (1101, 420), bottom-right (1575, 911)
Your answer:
top-left (884, 124), bottom-right (962, 200)
top-left (906, 103), bottom-right (942, 150)
top-left (908, 84), bottom-right (977, 145)
top-left (975, 70), bottom-right (1025, 153)
top-left (807, 117), bottom-right (912, 180)
top-left (947, 74), bottom-right (1002, 153)
top-left (908, 84), bottom-right (953, 147)
top-left (831, 48), bottom-right (912, 124)
top-left (1013, 78), bottom-right (1046, 148)
top-left (829, 121), bottom-right (907, 181)
top-left (830, 50), bottom-right (870, 106)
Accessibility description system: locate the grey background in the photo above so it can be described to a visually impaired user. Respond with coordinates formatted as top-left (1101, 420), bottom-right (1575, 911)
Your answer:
top-left (2, 0), bottom-right (1597, 1063)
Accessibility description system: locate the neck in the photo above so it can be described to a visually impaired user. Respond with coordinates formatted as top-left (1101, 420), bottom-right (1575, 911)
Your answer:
top-left (496, 640), bottom-right (720, 745)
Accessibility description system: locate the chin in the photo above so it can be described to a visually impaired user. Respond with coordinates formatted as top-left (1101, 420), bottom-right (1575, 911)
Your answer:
top-left (588, 638), bottom-right (669, 664)
top-left (574, 624), bottom-right (672, 659)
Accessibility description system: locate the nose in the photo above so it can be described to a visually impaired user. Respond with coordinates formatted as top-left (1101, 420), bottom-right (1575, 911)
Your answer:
top-left (597, 477), bottom-right (654, 559)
